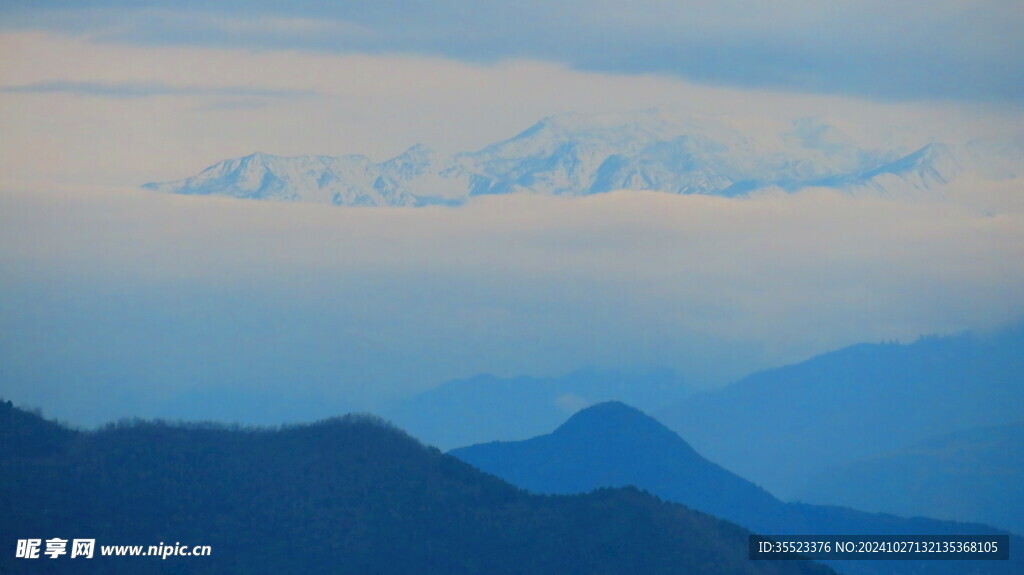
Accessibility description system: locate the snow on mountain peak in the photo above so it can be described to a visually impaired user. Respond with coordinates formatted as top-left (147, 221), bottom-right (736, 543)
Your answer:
top-left (142, 111), bottom-right (984, 207)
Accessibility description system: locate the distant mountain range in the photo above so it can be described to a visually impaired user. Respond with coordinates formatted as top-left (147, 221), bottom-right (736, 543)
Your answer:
top-left (369, 327), bottom-right (1023, 535)
top-left (452, 402), bottom-right (1023, 575)
top-left (364, 327), bottom-right (1023, 535)
top-left (0, 400), bottom-right (833, 575)
top-left (144, 368), bottom-right (692, 442)
top-left (144, 112), bottom-right (1017, 206)
top-left (798, 422), bottom-right (1024, 535)
top-left (656, 326), bottom-right (1024, 501)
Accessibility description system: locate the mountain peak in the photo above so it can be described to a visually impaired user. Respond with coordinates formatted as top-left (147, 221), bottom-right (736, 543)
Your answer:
top-left (452, 400), bottom-right (784, 532)
top-left (505, 110), bottom-right (690, 149)
top-left (451, 397), bottom-right (1023, 575)
top-left (233, 151), bottom-right (281, 170)
top-left (556, 401), bottom-right (655, 431)
top-left (552, 401), bottom-right (685, 443)
top-left (383, 143), bottom-right (436, 171)
top-left (547, 401), bottom-right (703, 458)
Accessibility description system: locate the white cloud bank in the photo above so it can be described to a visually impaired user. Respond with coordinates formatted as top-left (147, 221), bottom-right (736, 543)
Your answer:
top-left (1, 183), bottom-right (1022, 424)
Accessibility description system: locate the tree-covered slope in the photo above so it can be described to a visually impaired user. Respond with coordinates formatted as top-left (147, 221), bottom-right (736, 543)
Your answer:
top-left (0, 401), bottom-right (831, 575)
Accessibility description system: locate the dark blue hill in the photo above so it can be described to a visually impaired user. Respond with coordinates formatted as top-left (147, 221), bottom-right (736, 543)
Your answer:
top-left (454, 401), bottom-right (781, 523)
top-left (0, 400), bottom-right (832, 575)
top-left (452, 401), bottom-right (1022, 575)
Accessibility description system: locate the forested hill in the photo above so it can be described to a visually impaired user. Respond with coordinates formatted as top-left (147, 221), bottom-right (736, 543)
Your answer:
top-left (0, 400), bottom-right (832, 575)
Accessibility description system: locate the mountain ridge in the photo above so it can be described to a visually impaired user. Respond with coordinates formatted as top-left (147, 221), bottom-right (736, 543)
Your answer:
top-left (144, 112), bottom-right (986, 206)
top-left (452, 401), bottom-right (781, 523)
top-left (452, 401), bottom-right (1023, 575)
top-left (1, 399), bottom-right (835, 575)
top-left (657, 327), bottom-right (1024, 499)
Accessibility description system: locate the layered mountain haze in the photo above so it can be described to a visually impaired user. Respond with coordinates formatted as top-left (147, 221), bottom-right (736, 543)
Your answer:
top-left (657, 327), bottom-right (1024, 500)
top-left (452, 402), bottom-right (781, 523)
top-left (452, 402), bottom-right (1024, 575)
top-left (143, 112), bottom-right (997, 206)
top-left (798, 423), bottom-right (1024, 535)
top-left (1, 401), bottom-right (836, 575)
top-left (383, 368), bottom-right (695, 450)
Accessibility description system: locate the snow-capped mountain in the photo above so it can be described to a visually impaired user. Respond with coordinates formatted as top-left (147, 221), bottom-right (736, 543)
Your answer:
top-left (145, 150), bottom-right (421, 206)
top-left (143, 111), bottom-right (992, 207)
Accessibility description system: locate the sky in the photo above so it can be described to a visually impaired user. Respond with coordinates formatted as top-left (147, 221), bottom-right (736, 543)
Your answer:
top-left (1, 1), bottom-right (1023, 425)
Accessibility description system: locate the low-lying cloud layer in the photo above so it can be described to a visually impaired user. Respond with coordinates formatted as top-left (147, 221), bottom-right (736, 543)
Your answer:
top-left (2, 184), bottom-right (1022, 425)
